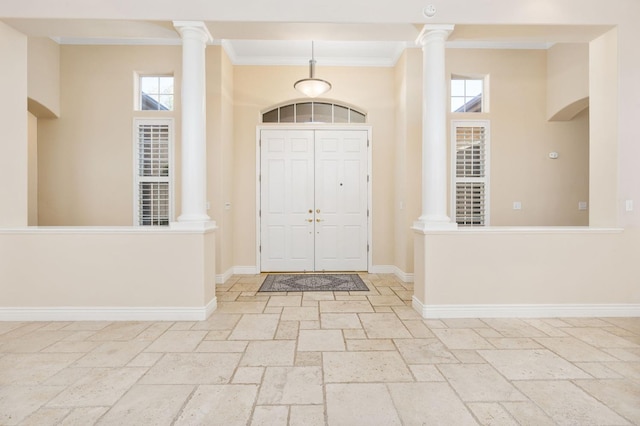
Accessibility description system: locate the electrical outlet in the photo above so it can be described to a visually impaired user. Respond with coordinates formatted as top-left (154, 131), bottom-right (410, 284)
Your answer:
top-left (513, 201), bottom-right (522, 210)
top-left (578, 201), bottom-right (588, 211)
top-left (626, 200), bottom-right (634, 212)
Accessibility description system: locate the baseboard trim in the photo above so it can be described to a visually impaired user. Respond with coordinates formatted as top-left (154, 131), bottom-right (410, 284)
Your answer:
top-left (216, 268), bottom-right (234, 284)
top-left (204, 296), bottom-right (218, 319)
top-left (369, 265), bottom-right (414, 283)
top-left (392, 266), bottom-right (414, 283)
top-left (412, 297), bottom-right (640, 319)
top-left (233, 266), bottom-right (260, 275)
top-left (368, 265), bottom-right (395, 274)
top-left (0, 299), bottom-right (218, 322)
top-left (216, 266), bottom-right (260, 284)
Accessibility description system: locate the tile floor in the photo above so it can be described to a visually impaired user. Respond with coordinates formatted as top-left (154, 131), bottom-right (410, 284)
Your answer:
top-left (1, 273), bottom-right (639, 425)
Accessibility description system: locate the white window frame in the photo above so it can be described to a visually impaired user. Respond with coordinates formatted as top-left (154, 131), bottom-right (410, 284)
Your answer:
top-left (261, 101), bottom-right (367, 124)
top-left (136, 74), bottom-right (175, 111)
top-left (451, 120), bottom-right (490, 226)
top-left (133, 118), bottom-right (175, 226)
top-left (450, 74), bottom-right (490, 113)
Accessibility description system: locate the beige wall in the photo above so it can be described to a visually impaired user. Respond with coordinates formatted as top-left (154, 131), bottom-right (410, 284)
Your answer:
top-left (394, 48), bottom-right (422, 274)
top-left (0, 22), bottom-right (28, 227)
top-left (233, 64), bottom-right (397, 268)
top-left (547, 43), bottom-right (589, 121)
top-left (38, 45), bottom-right (182, 226)
top-left (1, 0), bottom-right (638, 315)
top-left (28, 112), bottom-right (38, 225)
top-left (27, 36), bottom-right (60, 118)
top-left (206, 45), bottom-right (235, 275)
top-left (617, 23), bottom-right (640, 229)
top-left (0, 229), bottom-right (216, 311)
top-left (415, 229), bottom-right (640, 307)
top-left (37, 43), bottom-right (593, 272)
top-left (589, 29), bottom-right (619, 228)
top-left (446, 49), bottom-right (589, 227)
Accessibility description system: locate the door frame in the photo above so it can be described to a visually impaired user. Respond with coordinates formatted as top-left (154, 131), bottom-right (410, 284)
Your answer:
top-left (256, 125), bottom-right (373, 273)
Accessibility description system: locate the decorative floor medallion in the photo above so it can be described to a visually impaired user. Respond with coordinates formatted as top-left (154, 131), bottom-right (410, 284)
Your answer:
top-left (258, 274), bottom-right (369, 292)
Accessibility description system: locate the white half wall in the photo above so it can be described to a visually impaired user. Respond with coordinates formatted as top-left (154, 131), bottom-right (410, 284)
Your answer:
top-left (0, 226), bottom-right (217, 321)
top-left (413, 227), bottom-right (640, 318)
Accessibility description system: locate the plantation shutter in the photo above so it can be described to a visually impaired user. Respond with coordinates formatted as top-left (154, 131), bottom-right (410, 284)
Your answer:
top-left (453, 122), bottom-right (489, 226)
top-left (134, 119), bottom-right (173, 226)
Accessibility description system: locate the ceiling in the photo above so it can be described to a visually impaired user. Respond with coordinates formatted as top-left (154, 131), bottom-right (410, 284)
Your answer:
top-left (3, 19), bottom-right (612, 67)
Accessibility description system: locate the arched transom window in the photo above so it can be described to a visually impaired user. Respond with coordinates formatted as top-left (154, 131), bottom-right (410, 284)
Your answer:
top-left (262, 101), bottom-right (366, 124)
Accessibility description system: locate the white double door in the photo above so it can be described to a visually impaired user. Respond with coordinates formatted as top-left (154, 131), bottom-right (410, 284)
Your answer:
top-left (260, 129), bottom-right (368, 272)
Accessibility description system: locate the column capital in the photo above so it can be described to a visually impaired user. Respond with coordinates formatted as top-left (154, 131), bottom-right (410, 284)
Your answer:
top-left (415, 24), bottom-right (455, 47)
top-left (173, 21), bottom-right (213, 44)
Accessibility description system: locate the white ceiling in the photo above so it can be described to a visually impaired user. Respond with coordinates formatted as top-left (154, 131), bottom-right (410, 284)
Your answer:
top-left (3, 19), bottom-right (612, 67)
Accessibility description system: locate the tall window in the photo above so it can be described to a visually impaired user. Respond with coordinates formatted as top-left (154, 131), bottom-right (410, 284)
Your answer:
top-left (451, 77), bottom-right (484, 113)
top-left (452, 121), bottom-right (489, 226)
top-left (139, 75), bottom-right (174, 111)
top-left (134, 119), bottom-right (173, 226)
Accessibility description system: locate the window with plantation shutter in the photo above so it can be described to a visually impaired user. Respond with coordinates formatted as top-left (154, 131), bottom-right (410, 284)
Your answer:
top-left (452, 121), bottom-right (489, 226)
top-left (134, 119), bottom-right (173, 226)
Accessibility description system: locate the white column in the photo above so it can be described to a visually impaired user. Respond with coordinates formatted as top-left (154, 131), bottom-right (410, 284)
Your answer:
top-left (173, 21), bottom-right (212, 223)
top-left (413, 24), bottom-right (456, 231)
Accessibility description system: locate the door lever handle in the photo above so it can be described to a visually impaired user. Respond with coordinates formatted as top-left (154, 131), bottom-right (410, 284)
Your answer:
top-left (306, 219), bottom-right (313, 222)
top-left (316, 218), bottom-right (324, 222)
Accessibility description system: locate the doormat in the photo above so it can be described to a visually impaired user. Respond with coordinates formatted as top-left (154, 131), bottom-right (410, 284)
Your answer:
top-left (258, 274), bottom-right (369, 292)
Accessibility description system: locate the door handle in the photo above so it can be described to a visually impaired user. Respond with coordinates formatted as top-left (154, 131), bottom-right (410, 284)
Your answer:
top-left (316, 209), bottom-right (321, 213)
top-left (306, 219), bottom-right (313, 222)
top-left (308, 209), bottom-right (313, 214)
top-left (316, 218), bottom-right (323, 222)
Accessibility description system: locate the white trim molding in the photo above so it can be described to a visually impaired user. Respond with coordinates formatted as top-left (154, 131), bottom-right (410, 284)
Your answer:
top-left (233, 266), bottom-right (260, 275)
top-left (369, 265), bottom-right (414, 283)
top-left (412, 297), bottom-right (640, 319)
top-left (216, 266), bottom-right (262, 284)
top-left (0, 298), bottom-right (218, 322)
top-left (216, 267), bottom-right (235, 284)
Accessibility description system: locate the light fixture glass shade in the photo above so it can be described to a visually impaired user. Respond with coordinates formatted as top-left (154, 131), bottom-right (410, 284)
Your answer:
top-left (294, 77), bottom-right (332, 98)
top-left (295, 42), bottom-right (332, 98)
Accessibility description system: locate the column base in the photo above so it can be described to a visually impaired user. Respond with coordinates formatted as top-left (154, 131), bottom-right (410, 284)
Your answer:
top-left (171, 220), bottom-right (217, 232)
top-left (177, 212), bottom-right (211, 222)
top-left (412, 218), bottom-right (457, 232)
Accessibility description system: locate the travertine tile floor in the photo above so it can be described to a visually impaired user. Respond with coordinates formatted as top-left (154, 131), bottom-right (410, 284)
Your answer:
top-left (1, 273), bottom-right (639, 425)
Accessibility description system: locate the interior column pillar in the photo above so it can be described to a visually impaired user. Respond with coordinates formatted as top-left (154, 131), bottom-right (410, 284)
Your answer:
top-left (412, 24), bottom-right (456, 318)
top-left (173, 21), bottom-right (212, 223)
top-left (413, 24), bottom-right (456, 231)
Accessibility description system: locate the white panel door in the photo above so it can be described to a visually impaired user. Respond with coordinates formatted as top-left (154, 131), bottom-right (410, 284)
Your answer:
top-left (260, 130), bottom-right (315, 271)
top-left (315, 130), bottom-right (368, 271)
top-left (260, 129), bottom-right (368, 272)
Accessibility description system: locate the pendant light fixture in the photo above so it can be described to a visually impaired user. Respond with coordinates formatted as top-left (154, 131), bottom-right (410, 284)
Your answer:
top-left (294, 41), bottom-right (332, 98)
